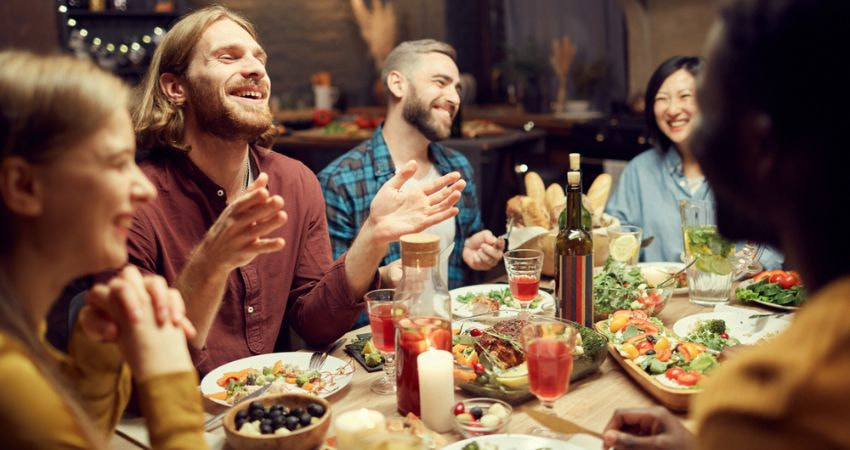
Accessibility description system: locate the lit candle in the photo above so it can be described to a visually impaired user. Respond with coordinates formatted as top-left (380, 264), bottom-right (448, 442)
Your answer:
top-left (334, 408), bottom-right (386, 450)
top-left (417, 349), bottom-right (455, 432)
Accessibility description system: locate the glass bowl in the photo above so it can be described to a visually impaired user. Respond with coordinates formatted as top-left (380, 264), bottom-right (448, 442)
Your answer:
top-left (452, 397), bottom-right (512, 438)
top-left (451, 310), bottom-right (608, 404)
top-left (593, 286), bottom-right (673, 322)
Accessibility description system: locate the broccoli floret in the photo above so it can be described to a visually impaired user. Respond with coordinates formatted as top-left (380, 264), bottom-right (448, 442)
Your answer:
top-left (578, 326), bottom-right (607, 359)
top-left (699, 319), bottom-right (727, 334)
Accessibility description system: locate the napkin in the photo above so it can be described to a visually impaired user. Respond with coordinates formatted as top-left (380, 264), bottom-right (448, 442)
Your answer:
top-left (507, 226), bottom-right (550, 251)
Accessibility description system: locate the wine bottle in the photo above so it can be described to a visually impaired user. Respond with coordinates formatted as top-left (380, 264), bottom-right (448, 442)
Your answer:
top-left (555, 171), bottom-right (594, 327)
top-left (558, 153), bottom-right (593, 230)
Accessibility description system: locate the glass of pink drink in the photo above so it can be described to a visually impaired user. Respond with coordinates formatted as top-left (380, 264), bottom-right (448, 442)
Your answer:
top-left (365, 289), bottom-right (406, 395)
top-left (521, 316), bottom-right (578, 435)
top-left (504, 249), bottom-right (544, 317)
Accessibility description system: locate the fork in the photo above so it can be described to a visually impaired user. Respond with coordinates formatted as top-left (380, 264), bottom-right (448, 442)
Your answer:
top-left (309, 337), bottom-right (346, 371)
top-left (497, 220), bottom-right (514, 242)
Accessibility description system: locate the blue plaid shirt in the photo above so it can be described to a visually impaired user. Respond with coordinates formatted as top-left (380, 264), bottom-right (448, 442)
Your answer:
top-left (318, 125), bottom-right (483, 290)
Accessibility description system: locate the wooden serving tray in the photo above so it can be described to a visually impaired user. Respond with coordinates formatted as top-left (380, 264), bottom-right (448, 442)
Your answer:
top-left (595, 321), bottom-right (697, 412)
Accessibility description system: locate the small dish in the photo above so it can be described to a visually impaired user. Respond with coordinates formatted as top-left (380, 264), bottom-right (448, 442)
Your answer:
top-left (223, 393), bottom-right (331, 450)
top-left (452, 397), bottom-right (512, 438)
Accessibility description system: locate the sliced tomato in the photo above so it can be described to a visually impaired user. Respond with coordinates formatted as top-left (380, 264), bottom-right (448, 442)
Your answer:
top-left (676, 371), bottom-right (701, 386)
top-left (656, 347), bottom-right (672, 362)
top-left (768, 273), bottom-right (785, 284)
top-left (665, 367), bottom-right (684, 380)
top-left (753, 270), bottom-right (783, 282)
top-left (635, 340), bottom-right (654, 355)
top-left (627, 318), bottom-right (660, 334)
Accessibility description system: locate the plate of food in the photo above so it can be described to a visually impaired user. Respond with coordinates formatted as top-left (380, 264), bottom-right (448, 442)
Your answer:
top-left (452, 311), bottom-right (608, 404)
top-left (343, 333), bottom-right (383, 372)
top-left (444, 433), bottom-right (599, 450)
top-left (637, 261), bottom-right (688, 295)
top-left (672, 311), bottom-right (791, 346)
top-left (201, 352), bottom-right (354, 406)
top-left (596, 309), bottom-right (742, 411)
top-left (593, 259), bottom-right (674, 321)
top-left (450, 284), bottom-right (555, 318)
top-left (735, 270), bottom-right (805, 311)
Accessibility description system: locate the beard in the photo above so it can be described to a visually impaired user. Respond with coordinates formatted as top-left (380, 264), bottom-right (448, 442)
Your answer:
top-left (185, 75), bottom-right (272, 142)
top-left (402, 85), bottom-right (452, 142)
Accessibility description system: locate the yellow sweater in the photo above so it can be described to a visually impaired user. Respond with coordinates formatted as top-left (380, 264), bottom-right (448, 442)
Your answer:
top-left (0, 324), bottom-right (206, 449)
top-left (693, 277), bottom-right (850, 449)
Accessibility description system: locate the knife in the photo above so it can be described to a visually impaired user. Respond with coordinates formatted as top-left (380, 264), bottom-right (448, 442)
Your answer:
top-left (204, 383), bottom-right (273, 431)
top-left (525, 408), bottom-right (603, 438)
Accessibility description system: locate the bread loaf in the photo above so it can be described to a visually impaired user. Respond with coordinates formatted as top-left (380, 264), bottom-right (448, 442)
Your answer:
top-left (520, 196), bottom-right (550, 228)
top-left (506, 195), bottom-right (524, 225)
top-left (524, 171), bottom-right (546, 203)
top-left (586, 173), bottom-right (613, 217)
top-left (544, 183), bottom-right (565, 226)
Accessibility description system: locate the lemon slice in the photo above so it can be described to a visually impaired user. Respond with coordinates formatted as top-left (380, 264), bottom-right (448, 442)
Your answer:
top-left (610, 234), bottom-right (640, 262)
top-left (495, 363), bottom-right (528, 388)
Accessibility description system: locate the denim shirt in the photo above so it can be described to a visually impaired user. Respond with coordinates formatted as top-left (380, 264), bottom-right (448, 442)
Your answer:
top-left (606, 147), bottom-right (783, 269)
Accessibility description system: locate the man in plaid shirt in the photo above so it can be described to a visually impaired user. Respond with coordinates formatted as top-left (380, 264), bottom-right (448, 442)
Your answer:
top-left (319, 40), bottom-right (504, 301)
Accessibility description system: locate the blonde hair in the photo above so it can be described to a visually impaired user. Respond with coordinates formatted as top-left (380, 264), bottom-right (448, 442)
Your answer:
top-left (381, 39), bottom-right (457, 97)
top-left (132, 5), bottom-right (263, 151)
top-left (0, 50), bottom-right (128, 449)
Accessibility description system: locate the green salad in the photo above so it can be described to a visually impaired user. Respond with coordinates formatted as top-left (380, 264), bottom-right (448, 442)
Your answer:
top-left (454, 286), bottom-right (541, 310)
top-left (736, 278), bottom-right (805, 307)
top-left (686, 319), bottom-right (740, 352)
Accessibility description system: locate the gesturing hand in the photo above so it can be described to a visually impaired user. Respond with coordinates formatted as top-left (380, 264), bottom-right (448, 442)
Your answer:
top-left (367, 160), bottom-right (465, 245)
top-left (602, 406), bottom-right (694, 450)
top-left (197, 172), bottom-right (287, 273)
top-left (462, 229), bottom-right (505, 271)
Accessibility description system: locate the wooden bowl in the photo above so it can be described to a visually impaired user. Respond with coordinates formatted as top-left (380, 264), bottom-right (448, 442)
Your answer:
top-left (223, 392), bottom-right (331, 450)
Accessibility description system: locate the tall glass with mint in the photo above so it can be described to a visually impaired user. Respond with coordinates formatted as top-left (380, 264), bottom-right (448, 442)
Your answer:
top-left (679, 200), bottom-right (736, 305)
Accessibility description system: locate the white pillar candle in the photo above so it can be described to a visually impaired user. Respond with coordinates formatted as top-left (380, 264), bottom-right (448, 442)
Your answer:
top-left (334, 408), bottom-right (386, 450)
top-left (417, 349), bottom-right (455, 432)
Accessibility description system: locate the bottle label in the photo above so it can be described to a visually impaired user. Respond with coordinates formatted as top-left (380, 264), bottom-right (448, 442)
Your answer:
top-left (556, 254), bottom-right (594, 327)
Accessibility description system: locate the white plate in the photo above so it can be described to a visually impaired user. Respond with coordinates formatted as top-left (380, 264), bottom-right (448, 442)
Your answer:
top-left (450, 283), bottom-right (555, 318)
top-left (672, 311), bottom-right (791, 345)
top-left (637, 261), bottom-right (688, 295)
top-left (200, 352), bottom-right (353, 406)
top-left (444, 433), bottom-right (601, 450)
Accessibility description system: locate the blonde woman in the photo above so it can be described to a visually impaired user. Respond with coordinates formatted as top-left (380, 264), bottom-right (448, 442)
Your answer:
top-left (0, 51), bottom-right (205, 448)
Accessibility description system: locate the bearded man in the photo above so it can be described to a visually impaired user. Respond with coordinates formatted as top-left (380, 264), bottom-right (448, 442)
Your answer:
top-left (130, 8), bottom-right (465, 375)
top-left (319, 40), bottom-right (504, 310)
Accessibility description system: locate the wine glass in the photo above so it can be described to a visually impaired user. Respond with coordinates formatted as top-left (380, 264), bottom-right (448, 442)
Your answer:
top-left (503, 249), bottom-right (543, 317)
top-left (364, 289), bottom-right (404, 394)
top-left (521, 316), bottom-right (578, 435)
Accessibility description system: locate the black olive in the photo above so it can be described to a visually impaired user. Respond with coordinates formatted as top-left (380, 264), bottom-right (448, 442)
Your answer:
top-left (299, 413), bottom-right (313, 427)
top-left (646, 349), bottom-right (656, 355)
top-left (470, 406), bottom-right (483, 420)
top-left (260, 423), bottom-right (273, 435)
top-left (285, 415), bottom-right (300, 430)
top-left (261, 418), bottom-right (272, 428)
top-left (235, 409), bottom-right (249, 421)
top-left (646, 335), bottom-right (657, 344)
top-left (306, 403), bottom-right (325, 417)
top-left (249, 401), bottom-right (264, 411)
top-left (250, 408), bottom-right (266, 420)
top-left (270, 404), bottom-right (285, 413)
top-left (272, 415), bottom-right (287, 430)
top-left (235, 418), bottom-right (246, 430)
top-left (268, 409), bottom-right (282, 420)
top-left (290, 407), bottom-right (305, 418)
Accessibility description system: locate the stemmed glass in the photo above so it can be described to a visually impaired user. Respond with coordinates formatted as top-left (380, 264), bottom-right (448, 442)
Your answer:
top-left (364, 289), bottom-right (404, 394)
top-left (521, 316), bottom-right (578, 435)
top-left (503, 249), bottom-right (543, 317)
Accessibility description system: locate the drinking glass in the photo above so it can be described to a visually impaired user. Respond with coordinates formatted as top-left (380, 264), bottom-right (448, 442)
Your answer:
top-left (521, 316), bottom-right (578, 435)
top-left (365, 289), bottom-right (404, 394)
top-left (503, 249), bottom-right (543, 317)
top-left (608, 225), bottom-right (643, 265)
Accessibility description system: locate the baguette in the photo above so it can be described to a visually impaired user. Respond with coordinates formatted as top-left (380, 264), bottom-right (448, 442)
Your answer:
top-left (506, 195), bottom-right (525, 225)
top-left (544, 183), bottom-right (566, 226)
top-left (586, 173), bottom-right (613, 217)
top-left (520, 196), bottom-right (550, 228)
top-left (524, 171), bottom-right (546, 203)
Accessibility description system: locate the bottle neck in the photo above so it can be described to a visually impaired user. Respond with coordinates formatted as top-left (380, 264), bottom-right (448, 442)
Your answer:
top-left (566, 183), bottom-right (582, 228)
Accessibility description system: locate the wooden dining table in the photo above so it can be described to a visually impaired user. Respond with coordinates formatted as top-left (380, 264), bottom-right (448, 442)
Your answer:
top-left (111, 290), bottom-right (767, 449)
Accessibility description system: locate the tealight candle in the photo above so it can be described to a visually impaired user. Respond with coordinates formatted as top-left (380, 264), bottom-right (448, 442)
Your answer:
top-left (334, 408), bottom-right (386, 450)
top-left (417, 348), bottom-right (455, 432)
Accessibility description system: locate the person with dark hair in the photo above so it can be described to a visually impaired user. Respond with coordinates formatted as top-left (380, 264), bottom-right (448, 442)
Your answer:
top-left (129, 7), bottom-right (465, 376)
top-left (602, 0), bottom-right (850, 448)
top-left (0, 51), bottom-right (205, 449)
top-left (606, 56), bottom-right (781, 268)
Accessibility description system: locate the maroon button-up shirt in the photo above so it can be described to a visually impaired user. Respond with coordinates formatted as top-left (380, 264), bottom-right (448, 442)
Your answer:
top-left (128, 146), bottom-right (368, 376)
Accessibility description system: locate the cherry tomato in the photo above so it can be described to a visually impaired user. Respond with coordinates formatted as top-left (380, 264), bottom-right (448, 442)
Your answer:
top-left (453, 402), bottom-right (465, 416)
top-left (469, 328), bottom-right (483, 337)
top-left (676, 371), bottom-right (701, 386)
top-left (768, 273), bottom-right (785, 284)
top-left (754, 270), bottom-right (782, 282)
top-left (665, 367), bottom-right (684, 380)
top-left (473, 362), bottom-right (486, 375)
top-left (778, 273), bottom-right (800, 289)
top-left (720, 332), bottom-right (729, 339)
top-left (312, 109), bottom-right (334, 127)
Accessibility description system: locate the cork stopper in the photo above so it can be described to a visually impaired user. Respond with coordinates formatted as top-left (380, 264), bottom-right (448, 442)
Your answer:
top-left (569, 153), bottom-right (581, 171)
top-left (567, 171), bottom-right (581, 186)
top-left (400, 233), bottom-right (440, 267)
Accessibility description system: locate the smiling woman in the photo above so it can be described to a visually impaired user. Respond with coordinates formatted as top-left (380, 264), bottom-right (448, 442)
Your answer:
top-left (0, 50), bottom-right (206, 449)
